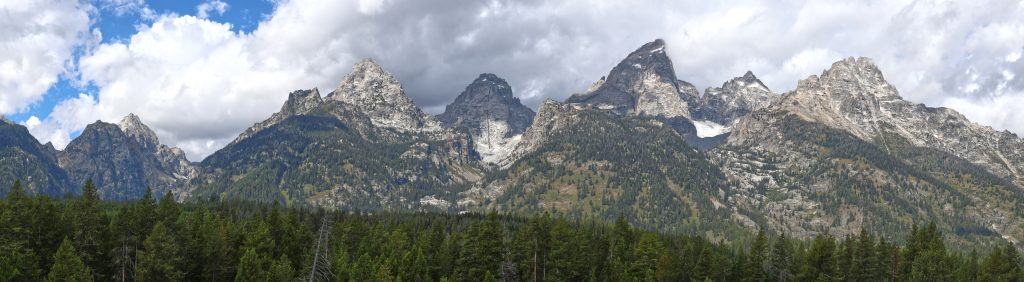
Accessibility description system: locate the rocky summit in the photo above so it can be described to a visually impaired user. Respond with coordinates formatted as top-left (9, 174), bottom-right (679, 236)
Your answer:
top-left (326, 59), bottom-right (442, 133)
top-left (438, 73), bottom-right (535, 164)
top-left (688, 70), bottom-right (778, 127)
top-left (3, 40), bottom-right (1023, 250)
top-left (58, 115), bottom-right (195, 200)
top-left (567, 39), bottom-right (691, 119)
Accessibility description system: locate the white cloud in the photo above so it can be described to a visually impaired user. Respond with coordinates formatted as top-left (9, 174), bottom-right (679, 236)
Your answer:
top-left (25, 93), bottom-right (101, 149)
top-left (0, 0), bottom-right (91, 114)
top-left (21, 0), bottom-right (1024, 161)
top-left (196, 0), bottom-right (228, 19)
top-left (356, 0), bottom-right (388, 15)
top-left (942, 93), bottom-right (1024, 136)
top-left (73, 15), bottom-right (330, 158)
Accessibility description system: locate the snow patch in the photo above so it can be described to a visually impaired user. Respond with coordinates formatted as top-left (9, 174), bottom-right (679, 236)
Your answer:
top-left (649, 46), bottom-right (664, 53)
top-left (632, 63), bottom-right (642, 69)
top-left (693, 120), bottom-right (731, 138)
top-left (474, 119), bottom-right (522, 164)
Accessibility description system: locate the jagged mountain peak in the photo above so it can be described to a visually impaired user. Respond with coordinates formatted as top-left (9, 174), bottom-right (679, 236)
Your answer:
top-left (824, 57), bottom-right (884, 80)
top-left (782, 57), bottom-right (900, 122)
top-left (798, 57), bottom-right (892, 97)
top-left (566, 39), bottom-right (689, 118)
top-left (328, 58), bottom-right (408, 104)
top-left (438, 73), bottom-right (534, 164)
top-left (118, 113), bottom-right (159, 151)
top-left (474, 73), bottom-right (506, 84)
top-left (686, 70), bottom-right (777, 126)
top-left (737, 56), bottom-right (1024, 184)
top-left (467, 73), bottom-right (515, 100)
top-left (61, 118), bottom-right (195, 200)
top-left (607, 38), bottom-right (676, 89)
top-left (326, 58), bottom-right (439, 132)
top-left (636, 38), bottom-right (667, 54)
top-left (728, 71), bottom-right (769, 91)
top-left (741, 70), bottom-right (756, 80)
top-left (83, 120), bottom-right (122, 135)
top-left (351, 58), bottom-right (388, 78)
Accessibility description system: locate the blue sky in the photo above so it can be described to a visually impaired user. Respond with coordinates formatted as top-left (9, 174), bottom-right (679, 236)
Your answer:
top-left (2, 0), bottom-right (1022, 160)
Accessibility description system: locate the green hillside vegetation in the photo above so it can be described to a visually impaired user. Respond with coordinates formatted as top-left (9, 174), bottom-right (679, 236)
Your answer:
top-left (194, 102), bottom-right (477, 210)
top-left (481, 109), bottom-right (737, 236)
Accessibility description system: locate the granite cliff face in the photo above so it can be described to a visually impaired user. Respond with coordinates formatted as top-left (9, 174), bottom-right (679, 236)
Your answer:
top-left (438, 73), bottom-right (535, 164)
top-left (717, 57), bottom-right (1024, 247)
top-left (0, 119), bottom-right (70, 196)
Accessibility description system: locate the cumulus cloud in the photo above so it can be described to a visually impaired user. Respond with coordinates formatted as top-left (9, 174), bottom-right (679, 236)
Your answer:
top-left (0, 0), bottom-right (91, 114)
top-left (19, 0), bottom-right (1024, 160)
top-left (24, 93), bottom-right (100, 148)
top-left (196, 0), bottom-right (228, 19)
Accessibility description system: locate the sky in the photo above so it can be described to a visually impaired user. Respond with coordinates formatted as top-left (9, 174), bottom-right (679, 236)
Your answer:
top-left (1, 0), bottom-right (1022, 161)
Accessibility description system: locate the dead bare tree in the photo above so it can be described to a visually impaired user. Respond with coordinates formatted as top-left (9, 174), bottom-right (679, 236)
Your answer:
top-left (305, 216), bottom-right (333, 282)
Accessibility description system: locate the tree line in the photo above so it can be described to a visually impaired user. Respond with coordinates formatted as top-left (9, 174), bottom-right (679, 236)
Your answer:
top-left (1, 179), bottom-right (1021, 281)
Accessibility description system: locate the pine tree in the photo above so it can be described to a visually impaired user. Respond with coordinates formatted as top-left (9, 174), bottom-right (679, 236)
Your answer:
top-left (457, 212), bottom-right (504, 280)
top-left (656, 252), bottom-right (684, 282)
top-left (135, 222), bottom-right (184, 281)
top-left (268, 255), bottom-right (295, 282)
top-left (134, 187), bottom-right (158, 234)
top-left (875, 239), bottom-right (897, 282)
top-left (852, 229), bottom-right (877, 281)
top-left (547, 218), bottom-right (581, 281)
top-left (71, 179), bottom-right (105, 280)
top-left (235, 248), bottom-right (270, 282)
top-left (797, 234), bottom-right (835, 281)
top-left (630, 232), bottom-right (663, 279)
top-left (611, 215), bottom-right (633, 262)
top-left (745, 228), bottom-right (768, 282)
top-left (978, 243), bottom-right (1022, 282)
top-left (691, 244), bottom-right (716, 281)
top-left (0, 180), bottom-right (42, 281)
top-left (46, 238), bottom-right (93, 282)
top-left (908, 223), bottom-right (949, 282)
top-left (769, 234), bottom-right (792, 282)
top-left (156, 191), bottom-right (180, 225)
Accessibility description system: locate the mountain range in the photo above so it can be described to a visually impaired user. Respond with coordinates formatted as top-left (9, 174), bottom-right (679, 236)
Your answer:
top-left (2, 39), bottom-right (1022, 249)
